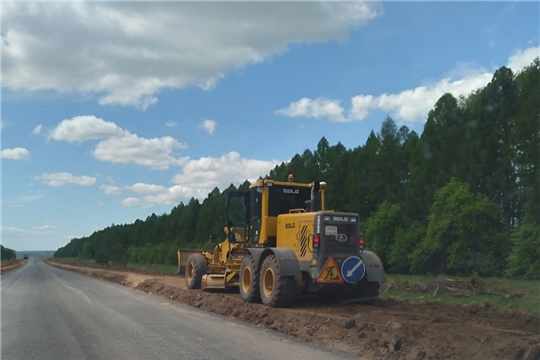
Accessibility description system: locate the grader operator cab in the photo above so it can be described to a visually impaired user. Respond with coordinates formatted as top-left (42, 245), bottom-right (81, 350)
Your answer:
top-left (177, 176), bottom-right (386, 307)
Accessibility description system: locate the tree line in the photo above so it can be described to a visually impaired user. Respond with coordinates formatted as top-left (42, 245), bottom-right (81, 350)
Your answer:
top-left (55, 59), bottom-right (540, 279)
top-left (1, 245), bottom-right (17, 260)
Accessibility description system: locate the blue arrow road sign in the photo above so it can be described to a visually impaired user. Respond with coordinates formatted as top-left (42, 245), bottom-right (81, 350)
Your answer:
top-left (341, 256), bottom-right (366, 283)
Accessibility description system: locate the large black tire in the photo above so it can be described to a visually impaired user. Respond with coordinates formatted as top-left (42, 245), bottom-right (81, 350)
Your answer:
top-left (186, 254), bottom-right (207, 289)
top-left (259, 255), bottom-right (295, 307)
top-left (240, 255), bottom-right (261, 303)
top-left (355, 277), bottom-right (380, 304)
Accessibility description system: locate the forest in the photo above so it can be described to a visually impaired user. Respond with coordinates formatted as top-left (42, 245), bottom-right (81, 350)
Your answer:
top-left (1, 245), bottom-right (17, 260)
top-left (55, 59), bottom-right (540, 279)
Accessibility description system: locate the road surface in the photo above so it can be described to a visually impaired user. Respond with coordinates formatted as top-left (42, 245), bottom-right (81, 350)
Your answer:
top-left (1, 258), bottom-right (353, 360)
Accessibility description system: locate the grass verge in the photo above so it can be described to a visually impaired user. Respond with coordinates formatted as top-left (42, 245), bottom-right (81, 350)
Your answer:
top-left (383, 273), bottom-right (540, 313)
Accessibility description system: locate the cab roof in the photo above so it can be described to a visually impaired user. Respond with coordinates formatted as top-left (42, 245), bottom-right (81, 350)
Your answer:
top-left (249, 179), bottom-right (315, 189)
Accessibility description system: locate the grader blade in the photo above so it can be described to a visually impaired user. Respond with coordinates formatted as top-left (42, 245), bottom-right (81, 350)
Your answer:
top-left (177, 249), bottom-right (205, 275)
top-left (201, 274), bottom-right (226, 289)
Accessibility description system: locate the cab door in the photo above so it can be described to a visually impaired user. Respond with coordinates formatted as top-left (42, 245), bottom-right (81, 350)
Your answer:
top-left (225, 191), bottom-right (251, 243)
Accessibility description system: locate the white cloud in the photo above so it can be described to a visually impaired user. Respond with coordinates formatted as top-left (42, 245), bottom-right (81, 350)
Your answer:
top-left (278, 45), bottom-right (539, 123)
top-left (1, 225), bottom-right (61, 251)
top-left (123, 151), bottom-right (280, 205)
top-left (140, 185), bottom-right (195, 206)
top-left (121, 197), bottom-right (141, 207)
top-left (350, 73), bottom-right (493, 121)
top-left (2, 2), bottom-right (378, 109)
top-left (278, 74), bottom-right (493, 123)
top-left (276, 97), bottom-right (346, 122)
top-left (100, 184), bottom-right (121, 196)
top-left (200, 119), bottom-right (217, 135)
top-left (124, 182), bottom-right (195, 206)
top-left (49, 115), bottom-right (188, 170)
top-left (49, 115), bottom-right (127, 143)
top-left (165, 121), bottom-right (177, 127)
top-left (32, 124), bottom-right (43, 134)
top-left (92, 133), bottom-right (188, 170)
top-left (35, 224), bottom-right (56, 231)
top-left (2, 226), bottom-right (28, 235)
top-left (1, 147), bottom-right (31, 160)
top-left (3, 194), bottom-right (43, 206)
top-left (35, 172), bottom-right (96, 187)
top-left (349, 95), bottom-right (375, 121)
top-left (125, 183), bottom-right (167, 195)
top-left (171, 151), bottom-right (279, 199)
top-left (508, 46), bottom-right (540, 72)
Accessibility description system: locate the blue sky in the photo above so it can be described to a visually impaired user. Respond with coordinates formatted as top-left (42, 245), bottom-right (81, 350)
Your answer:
top-left (2, 1), bottom-right (539, 251)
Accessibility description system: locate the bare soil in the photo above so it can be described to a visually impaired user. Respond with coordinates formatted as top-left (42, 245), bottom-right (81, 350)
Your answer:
top-left (1, 259), bottom-right (27, 274)
top-left (45, 259), bottom-right (540, 360)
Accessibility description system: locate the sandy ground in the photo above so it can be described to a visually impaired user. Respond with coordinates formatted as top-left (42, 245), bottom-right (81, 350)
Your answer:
top-left (44, 259), bottom-right (540, 360)
top-left (1, 259), bottom-right (27, 275)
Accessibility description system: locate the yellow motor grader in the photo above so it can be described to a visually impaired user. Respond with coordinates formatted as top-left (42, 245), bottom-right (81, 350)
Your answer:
top-left (177, 176), bottom-right (386, 307)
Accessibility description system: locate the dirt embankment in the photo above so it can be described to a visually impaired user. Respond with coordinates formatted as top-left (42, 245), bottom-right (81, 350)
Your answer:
top-left (45, 259), bottom-right (540, 360)
top-left (1, 259), bottom-right (27, 274)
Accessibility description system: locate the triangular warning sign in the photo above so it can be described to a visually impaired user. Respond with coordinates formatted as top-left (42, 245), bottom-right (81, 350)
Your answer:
top-left (316, 256), bottom-right (344, 283)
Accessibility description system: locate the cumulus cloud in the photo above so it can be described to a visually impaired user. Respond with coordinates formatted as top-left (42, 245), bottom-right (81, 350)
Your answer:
top-left (278, 45), bottom-right (539, 123)
top-left (32, 124), bottom-right (43, 134)
top-left (278, 74), bottom-right (493, 123)
top-left (276, 98), bottom-right (346, 122)
top-left (200, 119), bottom-right (217, 135)
top-left (125, 183), bottom-right (167, 195)
top-left (93, 134), bottom-right (187, 170)
top-left (124, 182), bottom-right (195, 206)
top-left (35, 224), bottom-right (56, 231)
top-left (123, 151), bottom-right (280, 205)
top-left (508, 46), bottom-right (540, 72)
top-left (49, 115), bottom-right (188, 170)
top-left (3, 2), bottom-right (378, 109)
top-left (141, 185), bottom-right (195, 206)
top-left (349, 73), bottom-right (493, 121)
top-left (1, 225), bottom-right (60, 251)
top-left (165, 121), bottom-right (177, 127)
top-left (100, 184), bottom-right (121, 196)
top-left (35, 172), bottom-right (96, 187)
top-left (1, 147), bottom-right (31, 160)
top-left (48, 115), bottom-right (127, 143)
top-left (121, 197), bottom-right (141, 207)
top-left (171, 151), bottom-right (279, 198)
top-left (4, 194), bottom-right (42, 206)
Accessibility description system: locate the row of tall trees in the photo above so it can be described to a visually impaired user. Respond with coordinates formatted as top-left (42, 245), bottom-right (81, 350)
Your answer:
top-left (1, 245), bottom-right (17, 260)
top-left (55, 59), bottom-right (540, 278)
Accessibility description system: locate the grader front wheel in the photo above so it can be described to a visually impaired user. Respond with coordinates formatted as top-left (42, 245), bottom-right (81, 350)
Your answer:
top-left (239, 255), bottom-right (261, 303)
top-left (259, 255), bottom-right (295, 307)
top-left (185, 254), bottom-right (207, 289)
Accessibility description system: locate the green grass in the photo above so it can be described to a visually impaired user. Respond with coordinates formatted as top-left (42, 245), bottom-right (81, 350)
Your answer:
top-left (383, 273), bottom-right (540, 313)
top-left (51, 257), bottom-right (76, 262)
top-left (52, 257), bottom-right (96, 265)
top-left (125, 262), bottom-right (178, 275)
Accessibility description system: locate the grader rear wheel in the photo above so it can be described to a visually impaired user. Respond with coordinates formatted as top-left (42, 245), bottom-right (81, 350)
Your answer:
top-left (240, 255), bottom-right (261, 303)
top-left (343, 277), bottom-right (380, 304)
top-left (185, 254), bottom-right (207, 289)
top-left (259, 255), bottom-right (295, 307)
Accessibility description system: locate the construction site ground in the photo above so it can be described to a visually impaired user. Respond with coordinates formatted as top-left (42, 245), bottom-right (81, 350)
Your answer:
top-left (43, 259), bottom-right (540, 360)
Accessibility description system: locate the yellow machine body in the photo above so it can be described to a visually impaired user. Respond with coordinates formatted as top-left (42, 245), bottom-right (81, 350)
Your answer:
top-left (178, 177), bottom-right (386, 307)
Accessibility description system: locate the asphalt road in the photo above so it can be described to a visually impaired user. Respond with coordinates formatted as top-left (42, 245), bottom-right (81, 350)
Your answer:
top-left (1, 258), bottom-right (354, 360)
